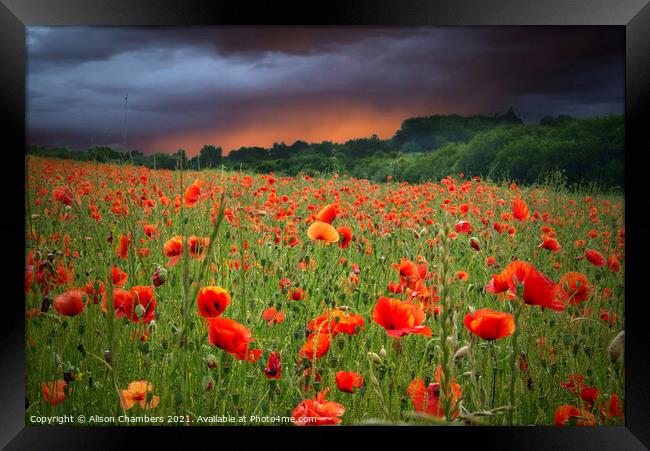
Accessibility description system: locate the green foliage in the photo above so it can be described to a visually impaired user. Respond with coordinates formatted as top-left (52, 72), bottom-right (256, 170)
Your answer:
top-left (393, 107), bottom-right (523, 151)
top-left (26, 113), bottom-right (624, 189)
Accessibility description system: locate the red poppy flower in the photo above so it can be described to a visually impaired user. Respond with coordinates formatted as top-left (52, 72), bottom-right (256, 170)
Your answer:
top-left (188, 235), bottom-right (209, 259)
top-left (607, 255), bottom-right (620, 272)
top-left (604, 394), bottom-right (624, 419)
top-left (463, 308), bottom-right (516, 341)
top-left (512, 198), bottom-right (530, 221)
top-left (262, 307), bottom-right (285, 325)
top-left (307, 221), bottom-right (339, 243)
top-left (291, 388), bottom-right (345, 426)
top-left (315, 203), bottom-right (339, 224)
top-left (393, 258), bottom-right (421, 287)
top-left (116, 286), bottom-right (156, 323)
top-left (288, 287), bottom-right (306, 301)
top-left (585, 249), bottom-right (605, 267)
top-left (111, 266), bottom-right (128, 286)
top-left (580, 386), bottom-right (599, 405)
top-left (520, 267), bottom-right (564, 310)
top-left (372, 297), bottom-right (432, 338)
top-left (388, 281), bottom-right (404, 293)
top-left (554, 405), bottom-right (596, 426)
top-left (116, 233), bottom-right (131, 259)
top-left (539, 236), bottom-right (562, 252)
top-left (337, 226), bottom-right (353, 249)
top-left (119, 380), bottom-right (160, 410)
top-left (308, 309), bottom-right (365, 336)
top-left (143, 223), bottom-right (158, 238)
top-left (184, 179), bottom-right (203, 207)
top-left (42, 262), bottom-right (73, 290)
top-left (560, 374), bottom-right (585, 394)
top-left (207, 316), bottom-right (262, 362)
top-left (164, 235), bottom-right (184, 266)
top-left (486, 261), bottom-right (564, 311)
top-left (454, 220), bottom-right (471, 234)
top-left (405, 279), bottom-right (438, 311)
top-left (556, 272), bottom-right (593, 305)
top-left (197, 286), bottom-right (231, 317)
top-left (278, 278), bottom-right (292, 290)
top-left (101, 287), bottom-right (129, 314)
top-left (42, 380), bottom-right (70, 405)
top-left (299, 333), bottom-right (331, 361)
top-left (264, 351), bottom-right (282, 380)
top-left (408, 367), bottom-right (461, 418)
top-left (53, 186), bottom-right (74, 206)
top-left (53, 290), bottom-right (86, 316)
top-left (335, 371), bottom-right (363, 394)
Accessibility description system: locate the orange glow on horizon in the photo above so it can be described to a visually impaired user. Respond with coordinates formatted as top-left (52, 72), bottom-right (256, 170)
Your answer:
top-left (143, 104), bottom-right (453, 156)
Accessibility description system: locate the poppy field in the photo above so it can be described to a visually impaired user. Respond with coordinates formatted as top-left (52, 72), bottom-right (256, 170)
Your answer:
top-left (25, 155), bottom-right (625, 426)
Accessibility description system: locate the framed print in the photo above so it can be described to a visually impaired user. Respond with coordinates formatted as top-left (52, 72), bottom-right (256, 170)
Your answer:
top-left (1, 0), bottom-right (649, 449)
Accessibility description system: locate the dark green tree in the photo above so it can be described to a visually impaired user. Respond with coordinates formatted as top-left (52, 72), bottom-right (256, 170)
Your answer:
top-left (199, 145), bottom-right (223, 168)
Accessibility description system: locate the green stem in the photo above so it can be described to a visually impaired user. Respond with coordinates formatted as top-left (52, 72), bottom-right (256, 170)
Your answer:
top-left (490, 341), bottom-right (498, 409)
top-left (508, 301), bottom-right (522, 424)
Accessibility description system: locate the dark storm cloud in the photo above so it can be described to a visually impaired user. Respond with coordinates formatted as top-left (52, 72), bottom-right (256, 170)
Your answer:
top-left (27, 27), bottom-right (421, 68)
top-left (26, 26), bottom-right (624, 153)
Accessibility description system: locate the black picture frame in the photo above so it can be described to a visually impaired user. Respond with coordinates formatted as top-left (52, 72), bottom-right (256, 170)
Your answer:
top-left (2, 0), bottom-right (648, 449)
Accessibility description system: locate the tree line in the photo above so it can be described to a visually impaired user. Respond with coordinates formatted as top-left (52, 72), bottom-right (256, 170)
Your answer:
top-left (26, 110), bottom-right (624, 189)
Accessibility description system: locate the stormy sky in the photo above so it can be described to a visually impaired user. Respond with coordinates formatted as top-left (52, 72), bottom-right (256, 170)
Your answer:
top-left (27, 26), bottom-right (624, 155)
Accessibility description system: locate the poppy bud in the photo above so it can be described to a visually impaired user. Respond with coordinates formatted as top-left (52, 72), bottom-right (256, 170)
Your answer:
top-left (454, 345), bottom-right (471, 361)
top-left (379, 346), bottom-right (387, 359)
top-left (367, 352), bottom-right (383, 366)
top-left (203, 376), bottom-right (215, 392)
top-left (63, 369), bottom-right (75, 383)
top-left (103, 349), bottom-right (112, 365)
top-left (205, 354), bottom-right (217, 369)
top-left (607, 330), bottom-right (624, 363)
top-left (153, 267), bottom-right (167, 287)
top-left (519, 352), bottom-right (529, 372)
top-left (41, 297), bottom-right (50, 313)
top-left (470, 237), bottom-right (480, 251)
top-left (135, 304), bottom-right (146, 318)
